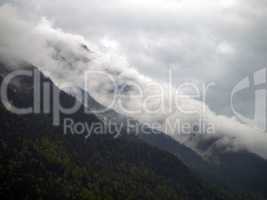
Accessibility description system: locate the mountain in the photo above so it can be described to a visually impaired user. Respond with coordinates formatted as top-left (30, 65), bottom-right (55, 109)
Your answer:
top-left (182, 134), bottom-right (267, 196)
top-left (0, 58), bottom-right (255, 200)
top-left (64, 80), bottom-right (267, 198)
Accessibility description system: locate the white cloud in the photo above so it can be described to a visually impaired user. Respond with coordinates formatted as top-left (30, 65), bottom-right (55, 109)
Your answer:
top-left (1, 2), bottom-right (267, 159)
top-left (216, 41), bottom-right (236, 55)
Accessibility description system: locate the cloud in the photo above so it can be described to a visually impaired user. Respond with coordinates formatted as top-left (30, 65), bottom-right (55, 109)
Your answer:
top-left (1, 3), bottom-right (267, 159)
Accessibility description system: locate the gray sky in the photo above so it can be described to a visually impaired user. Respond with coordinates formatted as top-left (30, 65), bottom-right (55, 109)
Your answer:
top-left (3, 0), bottom-right (266, 118)
top-left (1, 0), bottom-right (267, 157)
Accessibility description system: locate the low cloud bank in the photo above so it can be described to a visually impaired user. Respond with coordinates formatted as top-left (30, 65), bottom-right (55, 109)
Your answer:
top-left (1, 4), bottom-right (267, 159)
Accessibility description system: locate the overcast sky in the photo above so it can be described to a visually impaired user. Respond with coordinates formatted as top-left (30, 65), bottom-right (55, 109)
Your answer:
top-left (1, 0), bottom-right (267, 156)
top-left (2, 0), bottom-right (266, 119)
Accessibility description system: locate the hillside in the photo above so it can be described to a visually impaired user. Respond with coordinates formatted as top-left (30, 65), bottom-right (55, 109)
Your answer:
top-left (0, 60), bottom-right (261, 200)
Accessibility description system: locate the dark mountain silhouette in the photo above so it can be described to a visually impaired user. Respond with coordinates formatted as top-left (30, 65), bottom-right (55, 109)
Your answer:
top-left (64, 77), bottom-right (267, 198)
top-left (0, 59), bottom-right (259, 200)
top-left (182, 134), bottom-right (267, 196)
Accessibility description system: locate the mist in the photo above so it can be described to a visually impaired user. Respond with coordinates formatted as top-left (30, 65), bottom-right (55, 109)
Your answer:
top-left (1, 4), bottom-right (267, 159)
